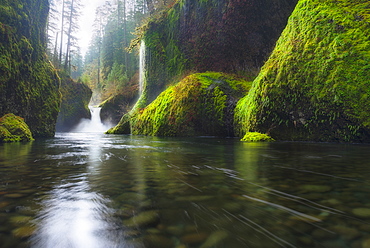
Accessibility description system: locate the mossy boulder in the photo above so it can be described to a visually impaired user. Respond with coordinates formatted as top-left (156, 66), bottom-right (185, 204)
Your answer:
top-left (0, 113), bottom-right (34, 142)
top-left (0, 0), bottom-right (61, 137)
top-left (109, 72), bottom-right (251, 136)
top-left (56, 74), bottom-right (92, 132)
top-left (235, 0), bottom-right (370, 142)
top-left (241, 132), bottom-right (274, 142)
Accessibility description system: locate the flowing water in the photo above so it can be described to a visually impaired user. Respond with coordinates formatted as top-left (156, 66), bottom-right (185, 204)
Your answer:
top-left (1, 133), bottom-right (370, 248)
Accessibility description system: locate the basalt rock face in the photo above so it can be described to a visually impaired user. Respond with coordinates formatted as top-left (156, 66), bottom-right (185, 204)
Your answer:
top-left (0, 0), bottom-right (61, 137)
top-left (138, 0), bottom-right (298, 108)
top-left (235, 0), bottom-right (370, 142)
top-left (56, 75), bottom-right (92, 132)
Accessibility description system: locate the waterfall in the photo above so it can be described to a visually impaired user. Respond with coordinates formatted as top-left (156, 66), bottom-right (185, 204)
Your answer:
top-left (139, 40), bottom-right (146, 94)
top-left (72, 107), bottom-right (110, 133)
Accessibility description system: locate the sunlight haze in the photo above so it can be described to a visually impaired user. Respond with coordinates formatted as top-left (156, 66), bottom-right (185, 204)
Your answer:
top-left (78, 0), bottom-right (106, 56)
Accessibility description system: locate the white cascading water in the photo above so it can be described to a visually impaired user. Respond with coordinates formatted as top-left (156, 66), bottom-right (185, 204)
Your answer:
top-left (72, 107), bottom-right (110, 133)
top-left (139, 40), bottom-right (145, 94)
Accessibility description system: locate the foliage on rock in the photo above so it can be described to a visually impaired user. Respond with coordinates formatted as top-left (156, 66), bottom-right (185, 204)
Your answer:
top-left (0, 113), bottom-right (34, 142)
top-left (241, 132), bottom-right (274, 142)
top-left (0, 0), bottom-right (61, 137)
top-left (109, 72), bottom-right (252, 136)
top-left (99, 77), bottom-right (139, 126)
top-left (235, 0), bottom-right (370, 142)
top-left (136, 0), bottom-right (297, 108)
top-left (56, 73), bottom-right (92, 132)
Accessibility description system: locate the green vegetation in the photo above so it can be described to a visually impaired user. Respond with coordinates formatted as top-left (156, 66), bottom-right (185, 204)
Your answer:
top-left (0, 113), bottom-right (34, 142)
top-left (241, 132), bottom-right (274, 142)
top-left (0, 0), bottom-right (61, 137)
top-left (56, 73), bottom-right (92, 132)
top-left (108, 72), bottom-right (252, 136)
top-left (235, 0), bottom-right (370, 142)
top-left (133, 0), bottom-right (297, 109)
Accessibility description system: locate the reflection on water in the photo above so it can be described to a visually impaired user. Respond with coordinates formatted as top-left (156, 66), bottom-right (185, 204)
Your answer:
top-left (0, 133), bottom-right (370, 247)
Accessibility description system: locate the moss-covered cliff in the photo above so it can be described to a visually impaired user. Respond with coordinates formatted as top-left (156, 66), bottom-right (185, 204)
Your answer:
top-left (137, 0), bottom-right (298, 108)
top-left (235, 0), bottom-right (370, 142)
top-left (109, 72), bottom-right (251, 136)
top-left (56, 74), bottom-right (92, 132)
top-left (0, 0), bottom-right (60, 137)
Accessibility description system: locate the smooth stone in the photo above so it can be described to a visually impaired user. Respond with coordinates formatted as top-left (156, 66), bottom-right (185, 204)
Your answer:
top-left (166, 225), bottom-right (184, 236)
top-left (331, 225), bottom-right (360, 240)
top-left (143, 234), bottom-right (174, 248)
top-left (146, 228), bottom-right (162, 235)
top-left (299, 185), bottom-right (332, 193)
top-left (116, 192), bottom-right (146, 203)
top-left (175, 195), bottom-right (214, 202)
top-left (0, 201), bottom-right (10, 208)
top-left (362, 238), bottom-right (370, 248)
top-left (10, 215), bottom-right (32, 224)
top-left (311, 229), bottom-right (337, 240)
top-left (4, 193), bottom-right (25, 198)
top-left (180, 232), bottom-right (208, 244)
top-left (321, 198), bottom-right (342, 205)
top-left (352, 208), bottom-right (370, 218)
top-left (12, 226), bottom-right (35, 238)
top-left (221, 202), bottom-right (243, 213)
top-left (123, 210), bottom-right (160, 228)
top-left (200, 230), bottom-right (228, 248)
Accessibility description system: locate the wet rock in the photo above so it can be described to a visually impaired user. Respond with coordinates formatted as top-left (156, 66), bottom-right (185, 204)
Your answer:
top-left (331, 225), bottom-right (360, 241)
top-left (10, 215), bottom-right (32, 224)
top-left (166, 225), bottom-right (184, 236)
top-left (200, 230), bottom-right (228, 248)
top-left (362, 238), bottom-right (370, 248)
top-left (221, 202), bottom-right (243, 213)
top-left (12, 225), bottom-right (35, 238)
top-left (311, 229), bottom-right (337, 240)
top-left (321, 198), bottom-right (342, 206)
top-left (143, 234), bottom-right (174, 248)
top-left (116, 192), bottom-right (146, 204)
top-left (146, 228), bottom-right (162, 235)
top-left (0, 201), bottom-right (10, 208)
top-left (175, 195), bottom-right (214, 202)
top-left (299, 185), bottom-right (332, 193)
top-left (123, 210), bottom-right (160, 228)
top-left (352, 208), bottom-right (370, 218)
top-left (4, 193), bottom-right (25, 199)
top-left (180, 232), bottom-right (208, 244)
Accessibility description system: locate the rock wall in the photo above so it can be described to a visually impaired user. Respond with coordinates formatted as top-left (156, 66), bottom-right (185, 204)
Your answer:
top-left (56, 75), bottom-right (92, 132)
top-left (138, 0), bottom-right (298, 108)
top-left (0, 0), bottom-right (61, 137)
top-left (235, 0), bottom-right (370, 142)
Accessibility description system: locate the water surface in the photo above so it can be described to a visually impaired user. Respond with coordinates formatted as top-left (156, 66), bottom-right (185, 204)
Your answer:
top-left (1, 133), bottom-right (370, 247)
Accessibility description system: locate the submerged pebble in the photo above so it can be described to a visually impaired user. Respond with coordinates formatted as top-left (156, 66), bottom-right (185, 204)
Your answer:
top-left (123, 210), bottom-right (160, 228)
top-left (352, 208), bottom-right (370, 218)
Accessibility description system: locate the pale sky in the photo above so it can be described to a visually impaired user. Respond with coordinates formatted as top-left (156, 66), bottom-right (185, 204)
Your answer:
top-left (77, 0), bottom-right (106, 56)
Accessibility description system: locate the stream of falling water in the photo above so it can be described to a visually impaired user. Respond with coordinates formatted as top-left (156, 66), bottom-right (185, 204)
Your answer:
top-left (139, 40), bottom-right (145, 95)
top-left (72, 107), bottom-right (111, 133)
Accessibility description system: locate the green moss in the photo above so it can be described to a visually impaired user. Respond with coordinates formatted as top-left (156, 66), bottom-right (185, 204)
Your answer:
top-left (0, 0), bottom-right (61, 137)
top-left (235, 0), bottom-right (370, 142)
top-left (0, 113), bottom-right (34, 142)
top-left (134, 0), bottom-right (297, 110)
top-left (110, 72), bottom-right (252, 136)
top-left (241, 132), bottom-right (274, 142)
top-left (56, 74), bottom-right (92, 132)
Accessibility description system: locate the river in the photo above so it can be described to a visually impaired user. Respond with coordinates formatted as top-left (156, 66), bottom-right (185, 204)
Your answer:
top-left (1, 132), bottom-right (370, 247)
